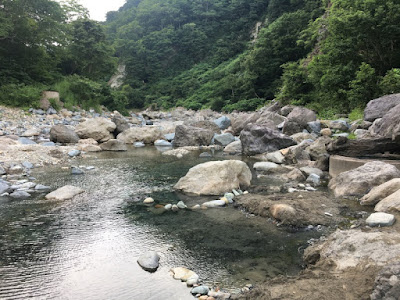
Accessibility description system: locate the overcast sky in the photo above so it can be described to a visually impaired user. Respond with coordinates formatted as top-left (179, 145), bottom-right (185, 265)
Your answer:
top-left (72, 0), bottom-right (127, 21)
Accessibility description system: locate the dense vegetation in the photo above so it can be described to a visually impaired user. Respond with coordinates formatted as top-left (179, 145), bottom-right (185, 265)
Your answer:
top-left (1, 0), bottom-right (400, 115)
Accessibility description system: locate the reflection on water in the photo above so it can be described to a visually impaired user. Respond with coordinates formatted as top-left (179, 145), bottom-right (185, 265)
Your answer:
top-left (0, 147), bottom-right (321, 299)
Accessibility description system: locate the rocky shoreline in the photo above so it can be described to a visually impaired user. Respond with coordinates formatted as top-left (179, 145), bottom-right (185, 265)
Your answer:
top-left (1, 93), bottom-right (400, 299)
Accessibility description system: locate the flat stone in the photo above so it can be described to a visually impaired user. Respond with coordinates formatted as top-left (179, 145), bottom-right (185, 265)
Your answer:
top-left (154, 139), bottom-right (172, 147)
top-left (134, 142), bottom-right (145, 147)
top-left (35, 184), bottom-right (50, 190)
top-left (10, 191), bottom-right (31, 199)
top-left (18, 137), bottom-right (36, 145)
top-left (137, 251), bottom-right (160, 272)
top-left (45, 185), bottom-right (84, 200)
top-left (366, 212), bottom-right (396, 227)
top-left (71, 167), bottom-right (84, 175)
top-left (202, 199), bottom-right (226, 208)
top-left (191, 285), bottom-right (209, 295)
top-left (68, 149), bottom-right (81, 157)
top-left (253, 162), bottom-right (278, 172)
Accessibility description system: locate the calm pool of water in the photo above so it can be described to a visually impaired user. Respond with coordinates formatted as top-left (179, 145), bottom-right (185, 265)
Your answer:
top-left (0, 147), bottom-right (322, 299)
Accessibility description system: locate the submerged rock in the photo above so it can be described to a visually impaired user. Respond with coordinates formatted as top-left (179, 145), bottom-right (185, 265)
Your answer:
top-left (137, 251), bottom-right (160, 272)
top-left (170, 267), bottom-right (199, 286)
top-left (174, 160), bottom-right (252, 195)
top-left (100, 139), bottom-right (127, 151)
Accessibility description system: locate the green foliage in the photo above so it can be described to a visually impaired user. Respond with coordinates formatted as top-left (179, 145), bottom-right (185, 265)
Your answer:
top-left (348, 107), bottom-right (364, 122)
top-left (380, 68), bottom-right (400, 95)
top-left (0, 84), bottom-right (44, 108)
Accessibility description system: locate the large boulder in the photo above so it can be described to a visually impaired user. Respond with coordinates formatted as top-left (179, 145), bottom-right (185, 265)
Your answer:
top-left (364, 93), bottom-right (400, 122)
top-left (374, 189), bottom-right (400, 213)
top-left (117, 126), bottom-right (162, 144)
top-left (100, 139), bottom-right (127, 151)
top-left (369, 103), bottom-right (400, 142)
top-left (75, 118), bottom-right (116, 142)
top-left (286, 107), bottom-right (317, 127)
top-left (173, 125), bottom-right (214, 147)
top-left (174, 160), bottom-right (252, 195)
top-left (223, 140), bottom-right (242, 154)
top-left (112, 112), bottom-right (130, 135)
top-left (45, 185), bottom-right (84, 201)
top-left (213, 133), bottom-right (235, 146)
top-left (240, 124), bottom-right (296, 156)
top-left (231, 112), bottom-right (260, 135)
top-left (328, 161), bottom-right (400, 198)
top-left (214, 116), bottom-right (231, 130)
top-left (360, 178), bottom-right (400, 206)
top-left (50, 125), bottom-right (79, 143)
top-left (189, 120), bottom-right (220, 133)
top-left (255, 111), bottom-right (287, 129)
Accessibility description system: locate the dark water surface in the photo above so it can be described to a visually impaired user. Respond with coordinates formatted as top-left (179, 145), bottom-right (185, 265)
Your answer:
top-left (0, 147), bottom-right (322, 299)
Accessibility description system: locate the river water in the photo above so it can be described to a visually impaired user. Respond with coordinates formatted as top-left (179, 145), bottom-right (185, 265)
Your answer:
top-left (0, 147), bottom-right (322, 299)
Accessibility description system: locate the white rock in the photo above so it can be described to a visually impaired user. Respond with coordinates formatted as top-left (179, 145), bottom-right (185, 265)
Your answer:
top-left (45, 185), bottom-right (84, 200)
top-left (177, 201), bottom-right (187, 209)
top-left (366, 212), bottom-right (396, 227)
top-left (143, 197), bottom-right (154, 204)
top-left (202, 199), bottom-right (226, 208)
top-left (164, 204), bottom-right (172, 210)
top-left (253, 162), bottom-right (278, 172)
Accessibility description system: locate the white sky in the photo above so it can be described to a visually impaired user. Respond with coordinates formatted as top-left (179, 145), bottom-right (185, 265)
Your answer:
top-left (60, 0), bottom-right (127, 21)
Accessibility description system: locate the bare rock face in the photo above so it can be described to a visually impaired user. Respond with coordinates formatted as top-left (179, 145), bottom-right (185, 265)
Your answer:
top-left (240, 124), bottom-right (296, 156)
top-left (255, 111), bottom-right (287, 129)
top-left (50, 125), bottom-right (79, 143)
top-left (360, 178), bottom-right (400, 206)
top-left (364, 93), bottom-right (400, 122)
top-left (369, 103), bottom-right (400, 142)
top-left (100, 139), bottom-right (127, 151)
top-left (45, 185), bottom-right (84, 201)
top-left (75, 118), bottom-right (116, 142)
top-left (328, 161), bottom-right (400, 198)
top-left (174, 160), bottom-right (252, 195)
top-left (286, 107), bottom-right (317, 127)
top-left (117, 126), bottom-right (162, 144)
top-left (173, 125), bottom-right (214, 147)
top-left (112, 112), bottom-right (130, 135)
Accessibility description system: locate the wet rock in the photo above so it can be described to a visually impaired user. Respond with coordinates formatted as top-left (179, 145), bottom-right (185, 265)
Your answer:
top-left (375, 189), bottom-right (400, 212)
top-left (174, 160), bottom-right (252, 195)
top-left (360, 178), bottom-right (400, 206)
top-left (68, 149), bottom-right (81, 157)
top-left (202, 199), bottom-right (227, 208)
top-left (174, 125), bottom-right (214, 147)
top-left (213, 133), bottom-right (235, 146)
top-left (199, 152), bottom-right (212, 158)
top-left (134, 142), bottom-right (145, 147)
top-left (366, 212), bottom-right (396, 227)
top-left (170, 267), bottom-right (199, 286)
top-left (100, 139), bottom-right (127, 151)
top-left (71, 167), bottom-right (84, 175)
top-left (191, 286), bottom-right (209, 295)
top-left (137, 251), bottom-right (160, 272)
top-left (240, 124), bottom-right (296, 156)
top-left (75, 118), bottom-right (116, 142)
top-left (287, 107), bottom-right (317, 127)
top-left (370, 262), bottom-right (400, 300)
top-left (154, 139), bottom-right (172, 147)
top-left (117, 126), bottom-right (162, 144)
top-left (214, 116), bottom-right (231, 130)
top-left (329, 161), bottom-right (400, 198)
top-left (306, 174), bottom-right (321, 186)
top-left (223, 140), bottom-right (242, 155)
top-left (45, 185), bottom-right (84, 200)
top-left (50, 125), bottom-right (79, 143)
top-left (177, 201), bottom-right (187, 209)
top-left (364, 93), bottom-right (400, 122)
top-left (10, 191), bottom-right (31, 199)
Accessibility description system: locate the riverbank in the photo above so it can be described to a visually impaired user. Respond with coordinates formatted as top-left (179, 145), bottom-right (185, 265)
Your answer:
top-left (1, 94), bottom-right (400, 299)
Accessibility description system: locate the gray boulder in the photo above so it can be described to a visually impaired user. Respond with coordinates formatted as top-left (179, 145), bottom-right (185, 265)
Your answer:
top-left (137, 251), bottom-right (160, 272)
top-left (213, 133), bottom-right (235, 146)
top-left (112, 113), bottom-right (130, 134)
top-left (240, 124), bottom-right (296, 156)
top-left (328, 161), bottom-right (400, 198)
top-left (18, 137), bottom-right (36, 145)
top-left (370, 262), bottom-right (400, 300)
top-left (369, 103), bottom-right (400, 142)
top-left (255, 111), bottom-right (287, 129)
top-left (231, 112), bottom-right (260, 135)
top-left (174, 125), bottom-right (214, 147)
top-left (100, 139), bottom-right (127, 151)
top-left (287, 107), bottom-right (317, 127)
top-left (75, 118), bottom-right (116, 142)
top-left (282, 120), bottom-right (303, 135)
top-left (50, 125), bottom-right (79, 143)
top-left (364, 93), bottom-right (400, 122)
top-left (214, 116), bottom-right (231, 130)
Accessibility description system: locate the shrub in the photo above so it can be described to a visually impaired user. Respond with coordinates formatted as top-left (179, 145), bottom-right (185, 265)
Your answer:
top-left (0, 84), bottom-right (44, 108)
top-left (380, 68), bottom-right (400, 95)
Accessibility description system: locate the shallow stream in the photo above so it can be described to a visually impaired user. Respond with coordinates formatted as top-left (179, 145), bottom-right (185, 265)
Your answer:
top-left (0, 147), bottom-right (323, 299)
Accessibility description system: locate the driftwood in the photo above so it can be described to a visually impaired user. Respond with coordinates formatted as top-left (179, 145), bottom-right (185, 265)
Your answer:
top-left (327, 136), bottom-right (400, 157)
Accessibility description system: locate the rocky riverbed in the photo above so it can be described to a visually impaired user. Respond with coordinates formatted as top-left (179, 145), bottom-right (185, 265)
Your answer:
top-left (1, 93), bottom-right (400, 299)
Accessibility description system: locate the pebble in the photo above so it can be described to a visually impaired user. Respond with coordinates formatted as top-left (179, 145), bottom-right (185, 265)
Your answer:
top-left (9, 191), bottom-right (31, 199)
top-left (191, 285), bottom-right (209, 295)
top-left (134, 142), bottom-right (145, 147)
top-left (71, 167), bottom-right (84, 175)
top-left (143, 197), bottom-right (154, 204)
top-left (202, 199), bottom-right (226, 208)
top-left (68, 149), bottom-right (81, 157)
top-left (177, 201), bottom-right (187, 209)
top-left (224, 192), bottom-right (234, 201)
top-left (164, 204), bottom-right (172, 210)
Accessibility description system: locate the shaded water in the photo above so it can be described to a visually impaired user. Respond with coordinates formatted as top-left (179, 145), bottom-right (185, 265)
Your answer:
top-left (0, 147), bottom-right (322, 299)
